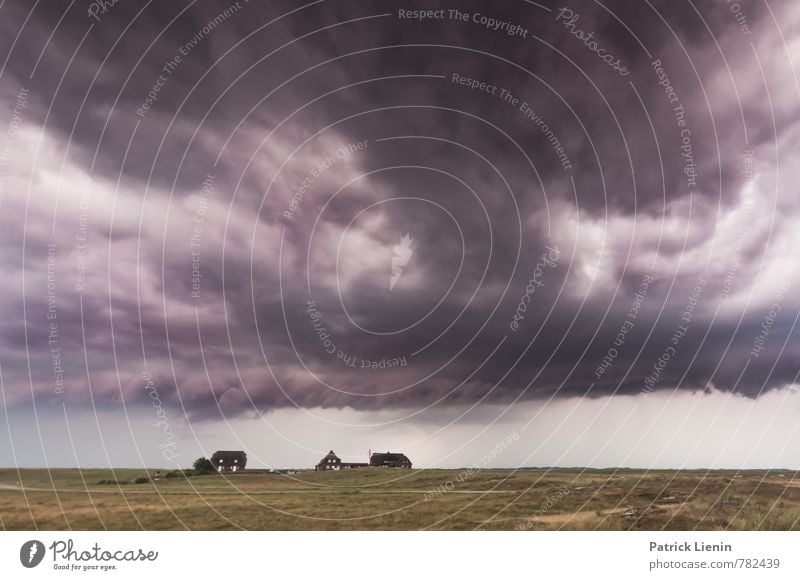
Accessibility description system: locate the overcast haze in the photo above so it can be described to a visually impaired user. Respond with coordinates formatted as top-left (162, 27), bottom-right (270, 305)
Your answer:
top-left (1, 0), bottom-right (800, 469)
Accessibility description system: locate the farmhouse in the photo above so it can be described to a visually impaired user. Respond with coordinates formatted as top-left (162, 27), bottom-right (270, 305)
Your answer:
top-left (314, 450), bottom-right (413, 470)
top-left (315, 450), bottom-right (368, 471)
top-left (211, 450), bottom-right (247, 472)
top-left (370, 451), bottom-right (412, 469)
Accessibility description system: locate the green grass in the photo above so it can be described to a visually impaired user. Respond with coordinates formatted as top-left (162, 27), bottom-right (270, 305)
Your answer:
top-left (0, 468), bottom-right (798, 530)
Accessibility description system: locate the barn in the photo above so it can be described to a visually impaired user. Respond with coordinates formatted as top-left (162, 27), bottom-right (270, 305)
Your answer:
top-left (211, 450), bottom-right (247, 472)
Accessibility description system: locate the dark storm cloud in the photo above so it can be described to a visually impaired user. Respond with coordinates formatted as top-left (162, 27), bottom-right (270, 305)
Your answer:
top-left (0, 0), bottom-right (798, 420)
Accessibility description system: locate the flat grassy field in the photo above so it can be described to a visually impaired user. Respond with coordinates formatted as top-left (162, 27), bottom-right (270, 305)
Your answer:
top-left (1, 467), bottom-right (798, 530)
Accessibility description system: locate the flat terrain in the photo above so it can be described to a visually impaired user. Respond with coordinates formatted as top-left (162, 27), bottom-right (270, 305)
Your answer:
top-left (1, 468), bottom-right (798, 530)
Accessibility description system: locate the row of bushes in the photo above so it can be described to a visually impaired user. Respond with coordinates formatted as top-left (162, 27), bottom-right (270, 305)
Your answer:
top-left (96, 477), bottom-right (151, 485)
top-left (94, 458), bottom-right (219, 485)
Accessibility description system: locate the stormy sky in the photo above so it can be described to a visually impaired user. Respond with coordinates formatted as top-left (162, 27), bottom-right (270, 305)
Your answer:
top-left (1, 0), bottom-right (800, 469)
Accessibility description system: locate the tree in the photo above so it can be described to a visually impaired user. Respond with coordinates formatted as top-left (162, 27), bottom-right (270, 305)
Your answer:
top-left (193, 457), bottom-right (216, 475)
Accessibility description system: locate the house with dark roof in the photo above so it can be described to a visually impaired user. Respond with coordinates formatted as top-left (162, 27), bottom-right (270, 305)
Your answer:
top-left (315, 450), bottom-right (413, 470)
top-left (211, 450), bottom-right (247, 472)
top-left (314, 450), bottom-right (369, 471)
top-left (369, 451), bottom-right (412, 469)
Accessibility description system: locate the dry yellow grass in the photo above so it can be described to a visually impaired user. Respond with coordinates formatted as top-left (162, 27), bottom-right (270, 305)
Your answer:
top-left (1, 468), bottom-right (798, 530)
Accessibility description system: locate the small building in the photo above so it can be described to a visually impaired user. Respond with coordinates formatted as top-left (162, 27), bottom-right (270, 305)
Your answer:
top-left (315, 450), bottom-right (368, 471)
top-left (211, 450), bottom-right (247, 472)
top-left (370, 451), bottom-right (412, 469)
top-left (316, 450), bottom-right (341, 471)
